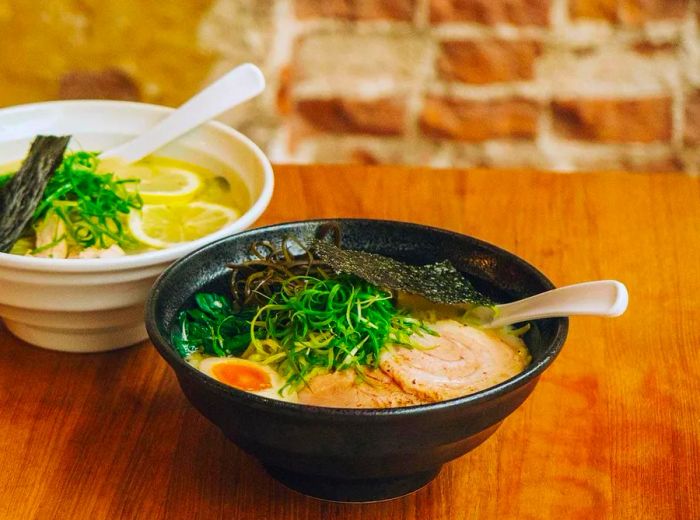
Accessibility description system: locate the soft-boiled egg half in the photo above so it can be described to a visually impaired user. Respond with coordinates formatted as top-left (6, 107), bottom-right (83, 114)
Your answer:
top-left (197, 357), bottom-right (296, 402)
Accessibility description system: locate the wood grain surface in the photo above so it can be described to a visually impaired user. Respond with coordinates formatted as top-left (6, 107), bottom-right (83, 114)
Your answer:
top-left (1, 165), bottom-right (698, 520)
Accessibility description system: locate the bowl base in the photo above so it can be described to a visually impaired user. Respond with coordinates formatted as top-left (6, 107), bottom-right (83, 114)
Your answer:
top-left (3, 318), bottom-right (147, 353)
top-left (263, 465), bottom-right (441, 503)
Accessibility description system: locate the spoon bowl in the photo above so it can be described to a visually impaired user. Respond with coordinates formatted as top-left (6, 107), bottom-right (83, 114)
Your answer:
top-left (484, 280), bottom-right (629, 328)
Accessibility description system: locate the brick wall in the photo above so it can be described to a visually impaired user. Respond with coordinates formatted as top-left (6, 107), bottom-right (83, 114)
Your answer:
top-left (1, 0), bottom-right (699, 174)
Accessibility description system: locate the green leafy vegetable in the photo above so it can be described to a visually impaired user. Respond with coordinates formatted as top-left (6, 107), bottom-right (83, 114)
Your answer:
top-left (172, 293), bottom-right (258, 358)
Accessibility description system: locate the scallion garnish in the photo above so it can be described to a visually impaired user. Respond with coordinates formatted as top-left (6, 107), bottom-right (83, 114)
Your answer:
top-left (33, 151), bottom-right (143, 250)
top-left (244, 274), bottom-right (431, 391)
top-left (173, 236), bottom-right (447, 392)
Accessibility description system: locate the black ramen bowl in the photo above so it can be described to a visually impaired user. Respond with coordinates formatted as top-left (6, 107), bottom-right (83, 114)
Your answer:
top-left (146, 219), bottom-right (568, 502)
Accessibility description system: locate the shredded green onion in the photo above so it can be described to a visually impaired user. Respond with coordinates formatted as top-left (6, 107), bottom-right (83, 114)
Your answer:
top-left (33, 151), bottom-right (142, 251)
top-left (173, 275), bottom-right (434, 392)
top-left (243, 274), bottom-right (432, 391)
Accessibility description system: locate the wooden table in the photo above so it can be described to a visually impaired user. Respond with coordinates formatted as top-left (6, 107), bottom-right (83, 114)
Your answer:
top-left (1, 165), bottom-right (698, 519)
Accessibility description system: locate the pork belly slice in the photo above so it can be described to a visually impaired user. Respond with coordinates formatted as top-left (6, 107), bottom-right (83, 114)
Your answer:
top-left (297, 367), bottom-right (427, 408)
top-left (379, 320), bottom-right (530, 402)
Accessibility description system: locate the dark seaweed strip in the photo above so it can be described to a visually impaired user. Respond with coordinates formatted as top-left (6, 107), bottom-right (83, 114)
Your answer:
top-left (311, 239), bottom-right (493, 306)
top-left (0, 136), bottom-right (70, 252)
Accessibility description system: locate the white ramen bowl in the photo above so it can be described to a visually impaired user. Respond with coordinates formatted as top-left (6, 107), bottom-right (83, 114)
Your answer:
top-left (0, 100), bottom-right (273, 353)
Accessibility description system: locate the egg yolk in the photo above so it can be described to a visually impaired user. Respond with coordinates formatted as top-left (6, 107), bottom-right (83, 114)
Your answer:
top-left (211, 362), bottom-right (272, 391)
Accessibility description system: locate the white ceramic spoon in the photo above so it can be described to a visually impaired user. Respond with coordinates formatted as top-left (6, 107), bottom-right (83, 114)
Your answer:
top-left (482, 280), bottom-right (628, 328)
top-left (101, 63), bottom-right (265, 163)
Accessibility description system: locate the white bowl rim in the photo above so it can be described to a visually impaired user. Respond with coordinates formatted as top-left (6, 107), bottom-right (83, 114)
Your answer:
top-left (0, 100), bottom-right (274, 273)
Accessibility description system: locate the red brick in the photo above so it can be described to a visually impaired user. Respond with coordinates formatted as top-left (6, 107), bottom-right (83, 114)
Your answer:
top-left (419, 97), bottom-right (539, 141)
top-left (632, 41), bottom-right (677, 55)
top-left (438, 39), bottom-right (541, 84)
top-left (296, 98), bottom-right (406, 135)
top-left (684, 90), bottom-right (700, 145)
top-left (569, 0), bottom-right (617, 20)
top-left (570, 0), bottom-right (689, 24)
top-left (58, 68), bottom-right (140, 101)
top-left (430, 0), bottom-right (549, 26)
top-left (621, 0), bottom-right (689, 24)
top-left (552, 98), bottom-right (672, 143)
top-left (350, 149), bottom-right (381, 164)
top-left (623, 156), bottom-right (683, 173)
top-left (295, 0), bottom-right (414, 21)
top-left (291, 33), bottom-right (423, 87)
top-left (276, 66), bottom-right (293, 116)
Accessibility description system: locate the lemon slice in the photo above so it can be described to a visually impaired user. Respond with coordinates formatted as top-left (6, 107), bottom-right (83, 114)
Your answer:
top-left (115, 164), bottom-right (202, 204)
top-left (129, 202), bottom-right (239, 248)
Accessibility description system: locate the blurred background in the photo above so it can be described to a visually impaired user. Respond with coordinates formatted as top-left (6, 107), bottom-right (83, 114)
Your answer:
top-left (1, 0), bottom-right (698, 174)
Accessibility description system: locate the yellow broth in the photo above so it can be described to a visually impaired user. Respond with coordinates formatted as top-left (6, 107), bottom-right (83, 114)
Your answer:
top-left (1, 153), bottom-right (246, 257)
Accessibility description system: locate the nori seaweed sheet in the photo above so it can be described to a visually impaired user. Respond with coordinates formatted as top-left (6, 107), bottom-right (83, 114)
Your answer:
top-left (312, 239), bottom-right (493, 306)
top-left (0, 135), bottom-right (70, 253)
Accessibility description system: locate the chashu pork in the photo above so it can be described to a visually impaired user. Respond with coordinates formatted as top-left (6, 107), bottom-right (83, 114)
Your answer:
top-left (32, 213), bottom-right (68, 258)
top-left (379, 320), bottom-right (530, 402)
top-left (297, 367), bottom-right (428, 408)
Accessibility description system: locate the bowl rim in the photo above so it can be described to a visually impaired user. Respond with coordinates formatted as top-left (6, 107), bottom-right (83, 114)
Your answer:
top-left (146, 218), bottom-right (569, 417)
top-left (0, 99), bottom-right (274, 272)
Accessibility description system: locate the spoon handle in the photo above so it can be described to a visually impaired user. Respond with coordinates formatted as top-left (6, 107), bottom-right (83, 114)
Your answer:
top-left (486, 280), bottom-right (628, 328)
top-left (102, 63), bottom-right (265, 163)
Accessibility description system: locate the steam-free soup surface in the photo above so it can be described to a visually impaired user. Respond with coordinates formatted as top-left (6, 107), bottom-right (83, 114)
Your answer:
top-left (1, 152), bottom-right (246, 258)
top-left (174, 237), bottom-right (532, 409)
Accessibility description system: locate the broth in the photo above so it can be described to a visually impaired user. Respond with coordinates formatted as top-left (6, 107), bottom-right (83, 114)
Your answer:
top-left (173, 237), bottom-right (532, 408)
top-left (0, 151), bottom-right (246, 258)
